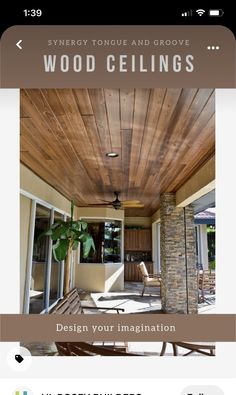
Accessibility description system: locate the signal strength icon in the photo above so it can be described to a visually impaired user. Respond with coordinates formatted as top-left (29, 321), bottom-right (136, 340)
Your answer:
top-left (181, 10), bottom-right (193, 17)
top-left (196, 9), bottom-right (205, 16)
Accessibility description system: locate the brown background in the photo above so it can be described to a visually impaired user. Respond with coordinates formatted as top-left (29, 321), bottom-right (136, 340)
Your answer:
top-left (1, 26), bottom-right (235, 87)
top-left (0, 314), bottom-right (235, 341)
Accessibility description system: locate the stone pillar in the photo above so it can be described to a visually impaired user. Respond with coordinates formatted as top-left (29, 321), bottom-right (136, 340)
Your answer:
top-left (160, 193), bottom-right (198, 314)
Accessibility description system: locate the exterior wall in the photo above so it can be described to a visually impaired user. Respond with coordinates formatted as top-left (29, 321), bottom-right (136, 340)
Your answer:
top-left (176, 156), bottom-right (215, 207)
top-left (77, 207), bottom-right (124, 221)
top-left (20, 164), bottom-right (71, 214)
top-left (125, 217), bottom-right (151, 228)
top-left (76, 263), bottom-right (124, 292)
top-left (20, 194), bottom-right (31, 312)
top-left (105, 264), bottom-right (124, 291)
top-left (160, 193), bottom-right (198, 314)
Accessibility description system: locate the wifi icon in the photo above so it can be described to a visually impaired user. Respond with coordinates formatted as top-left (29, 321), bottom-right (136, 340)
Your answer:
top-left (196, 9), bottom-right (205, 16)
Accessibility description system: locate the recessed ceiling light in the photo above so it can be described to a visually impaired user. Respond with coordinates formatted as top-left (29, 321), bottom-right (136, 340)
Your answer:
top-left (106, 152), bottom-right (119, 158)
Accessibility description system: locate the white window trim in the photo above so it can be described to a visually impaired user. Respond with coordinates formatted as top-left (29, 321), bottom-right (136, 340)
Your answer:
top-left (20, 189), bottom-right (70, 216)
top-left (23, 199), bottom-right (36, 314)
top-left (152, 221), bottom-right (161, 274)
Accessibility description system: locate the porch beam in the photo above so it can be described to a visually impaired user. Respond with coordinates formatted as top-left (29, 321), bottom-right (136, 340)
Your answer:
top-left (176, 155), bottom-right (215, 208)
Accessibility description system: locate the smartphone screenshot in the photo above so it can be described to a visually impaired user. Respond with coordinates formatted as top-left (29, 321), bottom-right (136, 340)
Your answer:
top-left (0, 4), bottom-right (235, 395)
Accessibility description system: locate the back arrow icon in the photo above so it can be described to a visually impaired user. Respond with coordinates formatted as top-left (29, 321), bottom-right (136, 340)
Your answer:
top-left (16, 40), bottom-right (22, 49)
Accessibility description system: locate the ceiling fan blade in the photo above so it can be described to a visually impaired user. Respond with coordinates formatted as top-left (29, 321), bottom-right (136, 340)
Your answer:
top-left (78, 203), bottom-right (113, 207)
top-left (122, 200), bottom-right (141, 204)
top-left (122, 204), bottom-right (145, 208)
top-left (124, 203), bottom-right (144, 206)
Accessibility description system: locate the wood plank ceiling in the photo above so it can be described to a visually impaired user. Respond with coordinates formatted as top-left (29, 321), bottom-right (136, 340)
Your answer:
top-left (20, 89), bottom-right (215, 216)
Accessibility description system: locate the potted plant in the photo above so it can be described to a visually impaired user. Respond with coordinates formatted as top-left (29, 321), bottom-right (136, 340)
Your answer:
top-left (39, 201), bottom-right (95, 294)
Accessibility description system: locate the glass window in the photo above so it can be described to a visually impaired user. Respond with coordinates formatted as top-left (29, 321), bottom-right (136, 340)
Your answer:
top-left (26, 202), bottom-right (68, 314)
top-left (80, 219), bottom-right (122, 263)
top-left (30, 204), bottom-right (51, 313)
top-left (104, 221), bottom-right (121, 263)
top-left (207, 224), bottom-right (215, 271)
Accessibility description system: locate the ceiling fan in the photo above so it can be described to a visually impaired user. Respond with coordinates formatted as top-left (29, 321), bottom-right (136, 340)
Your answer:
top-left (86, 191), bottom-right (144, 210)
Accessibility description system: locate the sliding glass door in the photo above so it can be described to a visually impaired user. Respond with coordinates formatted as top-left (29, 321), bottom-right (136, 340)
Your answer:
top-left (30, 204), bottom-right (50, 313)
top-left (28, 203), bottom-right (66, 314)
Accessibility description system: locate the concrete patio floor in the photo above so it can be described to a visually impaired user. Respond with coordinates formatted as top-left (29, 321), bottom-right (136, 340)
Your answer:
top-left (80, 282), bottom-right (215, 314)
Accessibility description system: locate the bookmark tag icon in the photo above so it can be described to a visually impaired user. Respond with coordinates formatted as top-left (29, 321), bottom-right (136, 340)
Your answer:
top-left (15, 354), bottom-right (24, 364)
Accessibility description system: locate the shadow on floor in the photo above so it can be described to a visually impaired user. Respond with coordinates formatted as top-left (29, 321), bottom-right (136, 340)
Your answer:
top-left (97, 294), bottom-right (160, 303)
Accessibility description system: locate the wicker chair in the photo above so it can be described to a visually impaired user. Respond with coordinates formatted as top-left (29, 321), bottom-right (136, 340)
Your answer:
top-left (138, 261), bottom-right (161, 297)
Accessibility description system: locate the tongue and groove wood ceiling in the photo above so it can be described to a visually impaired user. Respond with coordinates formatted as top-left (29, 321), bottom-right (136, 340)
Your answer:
top-left (20, 89), bottom-right (215, 216)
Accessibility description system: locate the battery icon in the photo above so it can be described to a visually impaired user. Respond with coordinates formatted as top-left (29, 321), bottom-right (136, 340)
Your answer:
top-left (209, 9), bottom-right (224, 16)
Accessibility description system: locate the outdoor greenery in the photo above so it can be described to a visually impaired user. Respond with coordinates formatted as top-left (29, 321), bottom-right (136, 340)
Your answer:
top-left (209, 260), bottom-right (215, 271)
top-left (39, 201), bottom-right (95, 294)
top-left (207, 225), bottom-right (215, 263)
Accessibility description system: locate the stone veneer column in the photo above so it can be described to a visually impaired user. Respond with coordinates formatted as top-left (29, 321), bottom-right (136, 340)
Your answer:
top-left (160, 193), bottom-right (198, 314)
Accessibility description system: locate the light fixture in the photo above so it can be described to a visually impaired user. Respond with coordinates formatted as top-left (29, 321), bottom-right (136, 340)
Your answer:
top-left (106, 152), bottom-right (119, 158)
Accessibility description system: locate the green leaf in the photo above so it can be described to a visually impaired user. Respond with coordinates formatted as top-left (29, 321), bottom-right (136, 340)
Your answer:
top-left (78, 232), bottom-right (88, 242)
top-left (72, 240), bottom-right (79, 250)
top-left (51, 225), bottom-right (68, 241)
top-left (80, 221), bottom-right (88, 231)
top-left (82, 235), bottom-right (95, 258)
top-left (71, 221), bottom-right (79, 230)
top-left (51, 221), bottom-right (63, 229)
top-left (66, 229), bottom-right (76, 239)
top-left (38, 202), bottom-right (95, 261)
top-left (37, 228), bottom-right (52, 242)
top-left (73, 221), bottom-right (81, 231)
top-left (52, 239), bottom-right (69, 261)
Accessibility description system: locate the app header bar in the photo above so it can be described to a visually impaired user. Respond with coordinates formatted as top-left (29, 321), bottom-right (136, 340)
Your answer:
top-left (1, 26), bottom-right (235, 87)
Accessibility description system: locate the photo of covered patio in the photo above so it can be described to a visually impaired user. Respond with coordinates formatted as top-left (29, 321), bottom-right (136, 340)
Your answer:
top-left (20, 88), bottom-right (215, 355)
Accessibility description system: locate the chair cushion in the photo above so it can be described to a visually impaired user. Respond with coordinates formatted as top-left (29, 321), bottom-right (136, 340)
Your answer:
top-left (144, 277), bottom-right (160, 285)
top-left (138, 262), bottom-right (149, 277)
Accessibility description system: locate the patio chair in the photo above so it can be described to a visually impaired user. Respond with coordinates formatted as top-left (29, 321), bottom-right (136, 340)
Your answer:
top-left (198, 270), bottom-right (215, 302)
top-left (137, 261), bottom-right (161, 297)
top-left (55, 342), bottom-right (141, 356)
top-left (50, 288), bottom-right (124, 314)
top-left (160, 341), bottom-right (215, 356)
